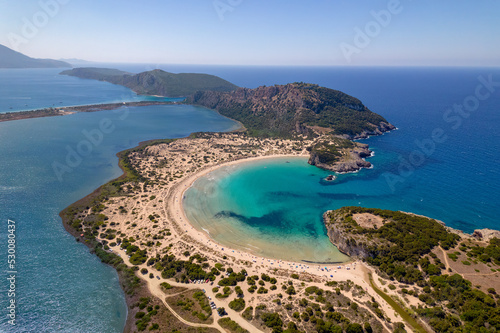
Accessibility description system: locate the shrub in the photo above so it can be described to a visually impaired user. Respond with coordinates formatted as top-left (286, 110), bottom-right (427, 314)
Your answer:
top-left (261, 312), bottom-right (283, 331)
top-left (257, 287), bottom-right (268, 294)
top-left (218, 317), bottom-right (249, 333)
top-left (160, 282), bottom-right (172, 290)
top-left (286, 286), bottom-right (296, 295)
top-left (229, 298), bottom-right (246, 312)
top-left (346, 323), bottom-right (363, 333)
top-left (242, 306), bottom-right (253, 320)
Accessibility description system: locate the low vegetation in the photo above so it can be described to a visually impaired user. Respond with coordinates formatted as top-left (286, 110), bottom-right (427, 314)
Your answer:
top-left (169, 290), bottom-right (213, 324)
top-left (326, 207), bottom-right (500, 332)
top-left (186, 82), bottom-right (393, 138)
top-left (218, 317), bottom-right (249, 333)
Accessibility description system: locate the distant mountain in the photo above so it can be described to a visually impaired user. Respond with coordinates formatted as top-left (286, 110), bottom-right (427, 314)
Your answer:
top-left (60, 67), bottom-right (238, 97)
top-left (0, 44), bottom-right (71, 68)
top-left (185, 82), bottom-right (395, 138)
top-left (59, 58), bottom-right (94, 66)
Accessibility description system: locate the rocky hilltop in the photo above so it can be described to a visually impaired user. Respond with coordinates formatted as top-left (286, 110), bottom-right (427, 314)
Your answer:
top-left (56, 74), bottom-right (394, 172)
top-left (323, 207), bottom-right (459, 260)
top-left (185, 82), bottom-right (395, 139)
top-left (60, 67), bottom-right (238, 97)
top-left (186, 82), bottom-right (394, 172)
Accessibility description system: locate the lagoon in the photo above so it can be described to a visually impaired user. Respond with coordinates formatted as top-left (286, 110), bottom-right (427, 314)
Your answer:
top-left (1, 65), bottom-right (499, 332)
top-left (0, 101), bottom-right (238, 332)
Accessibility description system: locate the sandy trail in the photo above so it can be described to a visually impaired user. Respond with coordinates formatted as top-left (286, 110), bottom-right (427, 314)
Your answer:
top-left (161, 153), bottom-right (404, 328)
top-left (98, 138), bottom-right (419, 332)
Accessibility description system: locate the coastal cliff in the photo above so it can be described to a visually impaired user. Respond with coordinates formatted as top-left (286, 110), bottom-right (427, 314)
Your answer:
top-left (186, 82), bottom-right (395, 172)
top-left (323, 211), bottom-right (374, 258)
top-left (185, 82), bottom-right (395, 139)
top-left (308, 138), bottom-right (372, 173)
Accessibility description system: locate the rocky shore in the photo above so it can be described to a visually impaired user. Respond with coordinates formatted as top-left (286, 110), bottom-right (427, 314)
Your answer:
top-left (309, 143), bottom-right (373, 173)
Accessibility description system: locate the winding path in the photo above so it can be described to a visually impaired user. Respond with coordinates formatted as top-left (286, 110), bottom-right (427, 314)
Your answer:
top-left (114, 244), bottom-right (263, 333)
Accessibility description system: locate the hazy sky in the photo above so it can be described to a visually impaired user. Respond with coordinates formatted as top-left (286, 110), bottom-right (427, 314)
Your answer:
top-left (1, 0), bottom-right (499, 66)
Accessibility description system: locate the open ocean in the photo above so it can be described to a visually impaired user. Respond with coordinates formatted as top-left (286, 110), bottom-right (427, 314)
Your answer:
top-left (0, 65), bottom-right (499, 331)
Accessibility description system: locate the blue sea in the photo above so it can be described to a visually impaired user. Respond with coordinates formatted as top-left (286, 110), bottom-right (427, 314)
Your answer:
top-left (184, 66), bottom-right (500, 263)
top-left (1, 65), bottom-right (499, 331)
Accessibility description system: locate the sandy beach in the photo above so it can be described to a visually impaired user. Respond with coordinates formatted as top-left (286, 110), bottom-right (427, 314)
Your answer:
top-left (84, 133), bottom-right (419, 331)
top-left (76, 131), bottom-right (500, 332)
top-left (169, 154), bottom-right (349, 268)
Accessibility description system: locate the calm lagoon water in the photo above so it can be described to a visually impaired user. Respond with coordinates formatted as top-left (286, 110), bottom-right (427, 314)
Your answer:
top-left (0, 68), bottom-right (174, 113)
top-left (1, 65), bottom-right (499, 331)
top-left (0, 76), bottom-right (239, 332)
top-left (184, 156), bottom-right (351, 263)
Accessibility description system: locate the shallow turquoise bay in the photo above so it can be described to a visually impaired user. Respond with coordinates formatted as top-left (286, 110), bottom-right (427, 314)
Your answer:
top-left (1, 65), bottom-right (499, 332)
top-left (184, 156), bottom-right (351, 262)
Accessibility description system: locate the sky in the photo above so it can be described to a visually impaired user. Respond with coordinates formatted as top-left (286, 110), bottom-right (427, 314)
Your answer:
top-left (0, 0), bottom-right (499, 67)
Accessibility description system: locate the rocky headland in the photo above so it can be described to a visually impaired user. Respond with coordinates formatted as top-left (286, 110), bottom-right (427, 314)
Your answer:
top-left (60, 67), bottom-right (238, 97)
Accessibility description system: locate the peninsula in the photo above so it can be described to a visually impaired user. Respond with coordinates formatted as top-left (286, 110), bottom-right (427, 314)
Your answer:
top-left (60, 131), bottom-right (500, 333)
top-left (59, 83), bottom-right (403, 332)
top-left (60, 67), bottom-right (239, 97)
top-left (59, 80), bottom-right (499, 333)
top-left (186, 82), bottom-right (395, 172)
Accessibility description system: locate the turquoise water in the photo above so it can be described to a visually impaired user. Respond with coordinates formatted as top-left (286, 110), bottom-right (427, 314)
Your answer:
top-left (184, 66), bottom-right (500, 262)
top-left (1, 65), bottom-right (499, 331)
top-left (184, 157), bottom-right (350, 262)
top-left (0, 71), bottom-right (239, 332)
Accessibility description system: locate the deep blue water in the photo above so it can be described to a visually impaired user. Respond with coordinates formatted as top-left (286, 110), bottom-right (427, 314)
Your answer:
top-left (0, 66), bottom-right (499, 331)
top-left (182, 67), bottom-right (500, 262)
top-left (175, 65), bottom-right (499, 234)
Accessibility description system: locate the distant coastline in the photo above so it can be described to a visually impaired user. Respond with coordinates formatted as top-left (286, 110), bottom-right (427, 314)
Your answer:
top-left (0, 101), bottom-right (174, 122)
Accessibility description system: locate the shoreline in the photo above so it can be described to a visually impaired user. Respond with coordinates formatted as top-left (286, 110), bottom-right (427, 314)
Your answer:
top-left (59, 146), bottom-right (151, 333)
top-left (59, 137), bottom-right (368, 332)
top-left (59, 132), bottom-right (500, 332)
top-left (0, 100), bottom-right (174, 122)
top-left (170, 153), bottom-right (351, 264)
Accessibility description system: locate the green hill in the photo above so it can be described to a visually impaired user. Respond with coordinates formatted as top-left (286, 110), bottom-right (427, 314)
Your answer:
top-left (0, 44), bottom-right (71, 68)
top-left (60, 67), bottom-right (238, 97)
top-left (325, 207), bottom-right (500, 332)
top-left (185, 82), bottom-right (395, 138)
